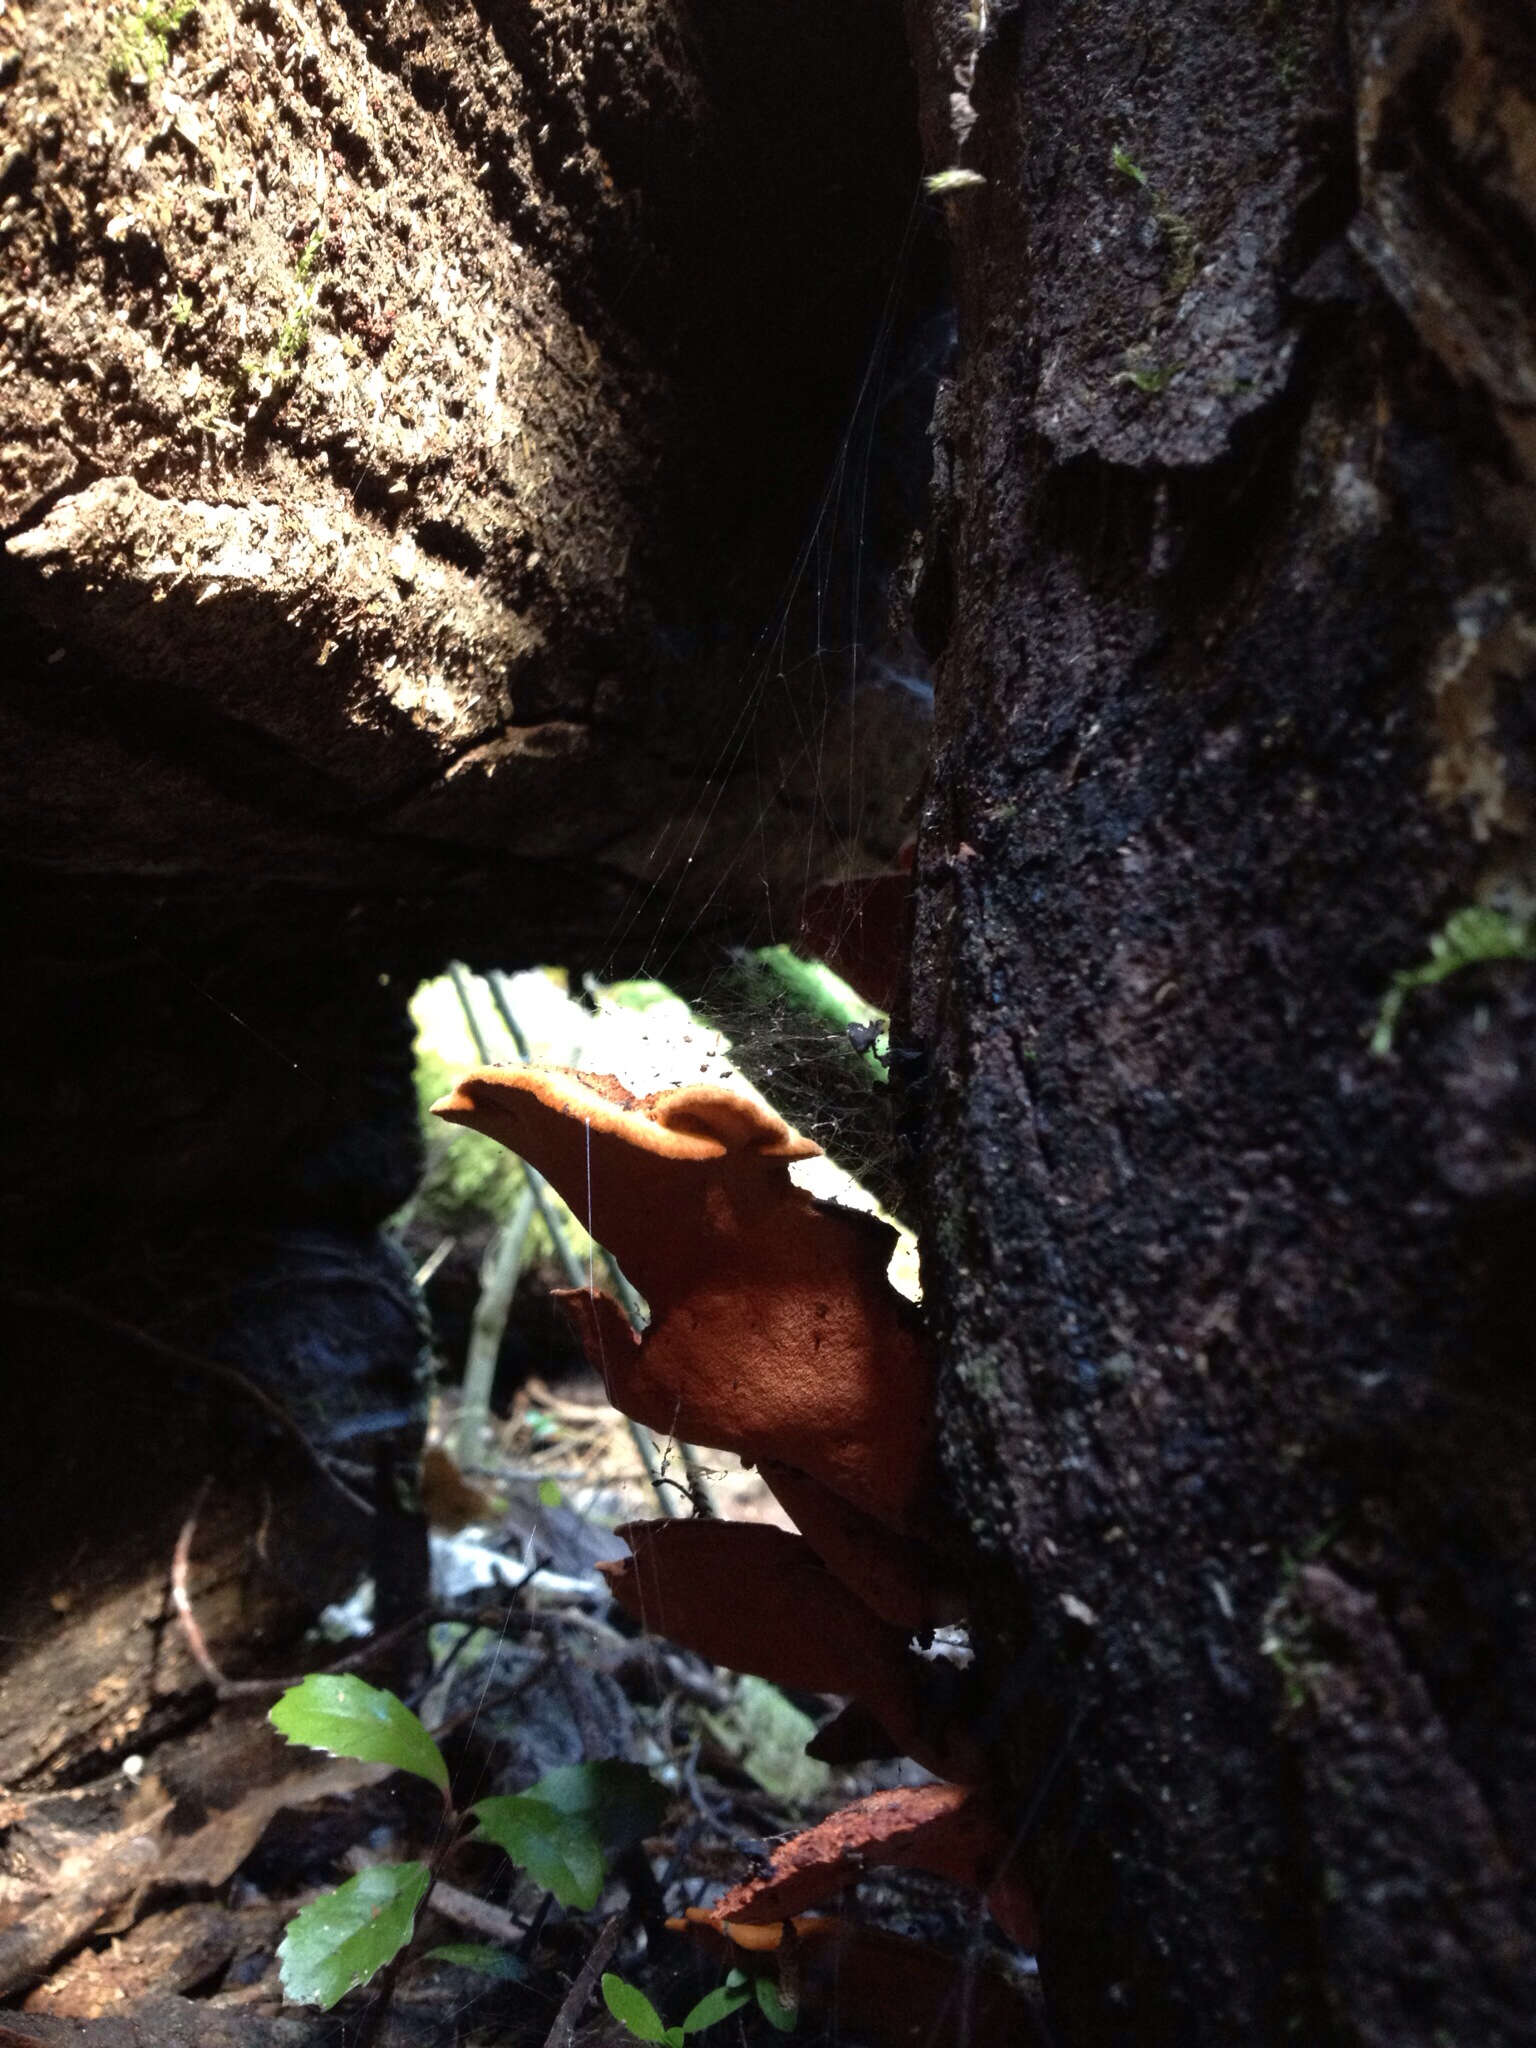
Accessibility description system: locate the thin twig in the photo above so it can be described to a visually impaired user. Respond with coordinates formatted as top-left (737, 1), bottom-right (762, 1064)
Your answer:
top-left (542, 1910), bottom-right (626, 2048)
top-left (170, 1476), bottom-right (224, 1689)
top-left (430, 1879), bottom-right (525, 1948)
top-left (169, 1480), bottom-right (439, 1697)
top-left (448, 959), bottom-right (495, 1063)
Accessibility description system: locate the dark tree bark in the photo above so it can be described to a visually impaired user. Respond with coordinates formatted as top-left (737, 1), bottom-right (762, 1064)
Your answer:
top-left (903, 2), bottom-right (1536, 2043)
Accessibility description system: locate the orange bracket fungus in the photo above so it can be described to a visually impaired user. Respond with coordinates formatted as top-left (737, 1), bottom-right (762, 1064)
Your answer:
top-left (755, 1458), bottom-right (964, 1632)
top-left (700, 1782), bottom-right (1037, 1951)
top-left (596, 1518), bottom-right (975, 1783)
top-left (430, 1067), bottom-right (936, 1533)
top-left (432, 1061), bottom-right (1035, 1954)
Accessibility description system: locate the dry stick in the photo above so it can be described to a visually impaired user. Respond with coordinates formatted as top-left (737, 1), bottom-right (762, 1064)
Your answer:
top-left (413, 1233), bottom-right (456, 1287)
top-left (542, 1910), bottom-right (626, 2048)
top-left (429, 1880), bottom-right (525, 1949)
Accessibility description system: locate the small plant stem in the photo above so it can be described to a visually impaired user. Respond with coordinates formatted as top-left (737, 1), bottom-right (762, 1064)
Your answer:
top-left (448, 959), bottom-right (495, 1062)
top-left (486, 968), bottom-right (534, 1060)
top-left (352, 1795), bottom-right (458, 2048)
top-left (542, 1910), bottom-right (626, 2048)
top-left (458, 1177), bottom-right (538, 1467)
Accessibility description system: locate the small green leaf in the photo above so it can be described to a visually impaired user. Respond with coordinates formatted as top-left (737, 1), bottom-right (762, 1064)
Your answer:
top-left (755, 1975), bottom-right (799, 2033)
top-left (601, 1972), bottom-right (669, 2042)
top-left (537, 1479), bottom-right (563, 1507)
top-left (424, 1943), bottom-right (527, 1981)
top-left (1111, 144), bottom-right (1148, 186)
top-left (269, 1674), bottom-right (449, 1795)
top-left (680, 1978), bottom-right (753, 2032)
top-left (1372, 905), bottom-right (1536, 1053)
top-left (1113, 361), bottom-right (1179, 394)
top-left (924, 167), bottom-right (986, 194)
top-left (277, 1861), bottom-right (429, 2010)
top-left (525, 1760), bottom-right (670, 1856)
top-left (471, 1794), bottom-right (604, 1909)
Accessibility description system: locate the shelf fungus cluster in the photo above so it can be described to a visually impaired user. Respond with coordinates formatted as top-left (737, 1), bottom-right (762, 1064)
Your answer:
top-left (432, 1065), bottom-right (1033, 1951)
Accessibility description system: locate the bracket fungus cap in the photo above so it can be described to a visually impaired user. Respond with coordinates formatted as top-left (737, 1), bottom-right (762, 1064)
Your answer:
top-left (432, 1064), bottom-right (935, 1528)
top-left (704, 1781), bottom-right (1037, 1950)
top-left (597, 1518), bottom-right (964, 1780)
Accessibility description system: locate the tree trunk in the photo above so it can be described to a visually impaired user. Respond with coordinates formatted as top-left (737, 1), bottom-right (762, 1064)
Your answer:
top-left (904, 2), bottom-right (1536, 2042)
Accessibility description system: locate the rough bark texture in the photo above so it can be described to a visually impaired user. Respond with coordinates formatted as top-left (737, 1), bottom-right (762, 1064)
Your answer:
top-left (1, 0), bottom-right (926, 962)
top-left (904, 1), bottom-right (1536, 2043)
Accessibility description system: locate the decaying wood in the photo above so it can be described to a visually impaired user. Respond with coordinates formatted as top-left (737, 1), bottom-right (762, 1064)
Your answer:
top-left (0, 0), bottom-right (928, 966)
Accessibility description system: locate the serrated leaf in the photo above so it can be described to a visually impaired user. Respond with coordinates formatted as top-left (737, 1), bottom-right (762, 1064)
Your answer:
top-left (681, 1978), bottom-right (753, 2032)
top-left (755, 1975), bottom-right (799, 2033)
top-left (525, 1760), bottom-right (670, 1856)
top-left (471, 1794), bottom-right (604, 1909)
top-left (601, 1972), bottom-right (669, 2042)
top-left (424, 1943), bottom-right (527, 1981)
top-left (270, 1674), bottom-right (448, 1794)
top-left (277, 1861), bottom-right (429, 2010)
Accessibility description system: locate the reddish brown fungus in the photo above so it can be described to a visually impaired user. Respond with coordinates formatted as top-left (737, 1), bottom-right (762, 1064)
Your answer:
top-left (595, 1518), bottom-right (953, 1771)
top-left (431, 1066), bottom-right (935, 1529)
top-left (703, 1781), bottom-right (1037, 1950)
top-left (758, 1459), bottom-right (964, 1632)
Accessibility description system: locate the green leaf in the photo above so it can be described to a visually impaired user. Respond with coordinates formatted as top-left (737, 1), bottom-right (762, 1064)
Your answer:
top-left (277, 1861), bottom-right (429, 2010)
top-left (1372, 905), bottom-right (1536, 1053)
top-left (601, 1972), bottom-right (669, 2042)
top-left (681, 1978), bottom-right (753, 2033)
top-left (924, 166), bottom-right (985, 194)
top-left (424, 1943), bottom-right (527, 1981)
top-left (755, 1975), bottom-right (799, 2034)
top-left (538, 1479), bottom-right (563, 1507)
top-left (471, 1794), bottom-right (604, 1909)
top-left (1111, 144), bottom-right (1148, 186)
top-left (269, 1674), bottom-right (449, 1795)
top-left (524, 1760), bottom-right (670, 1857)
